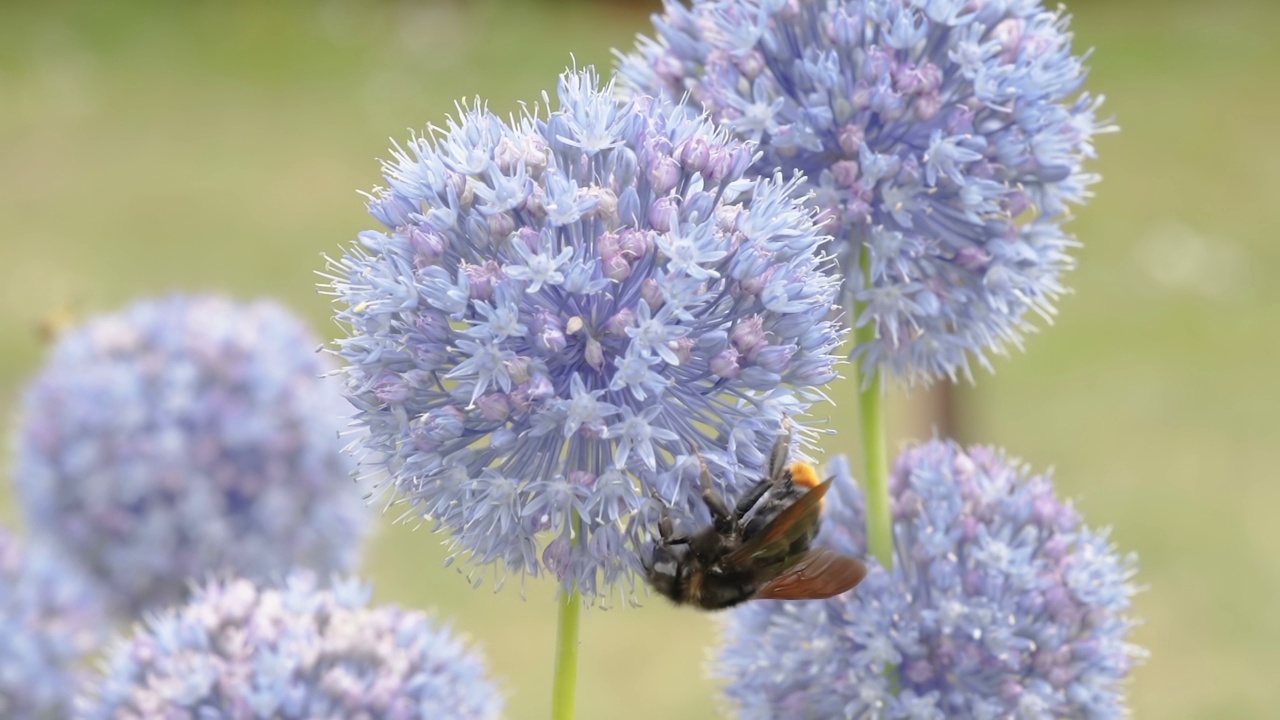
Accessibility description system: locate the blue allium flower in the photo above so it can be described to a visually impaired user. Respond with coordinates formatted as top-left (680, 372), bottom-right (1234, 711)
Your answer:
top-left (78, 572), bottom-right (503, 719)
top-left (717, 441), bottom-right (1144, 719)
top-left (619, 0), bottom-right (1113, 383)
top-left (0, 527), bottom-right (103, 720)
top-left (13, 295), bottom-right (369, 618)
top-left (325, 67), bottom-right (843, 604)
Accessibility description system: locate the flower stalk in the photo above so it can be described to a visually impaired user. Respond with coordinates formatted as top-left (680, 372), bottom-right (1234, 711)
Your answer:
top-left (550, 584), bottom-right (581, 720)
top-left (854, 243), bottom-right (893, 570)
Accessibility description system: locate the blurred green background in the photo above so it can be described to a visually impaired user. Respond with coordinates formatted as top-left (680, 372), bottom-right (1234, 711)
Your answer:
top-left (1, 0), bottom-right (1277, 717)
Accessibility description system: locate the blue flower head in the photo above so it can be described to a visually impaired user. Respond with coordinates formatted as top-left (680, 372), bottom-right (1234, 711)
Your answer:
top-left (619, 0), bottom-right (1113, 383)
top-left (13, 295), bottom-right (370, 618)
top-left (78, 572), bottom-right (503, 719)
top-left (326, 67), bottom-right (843, 604)
top-left (0, 527), bottom-right (104, 719)
top-left (716, 441), bottom-right (1144, 719)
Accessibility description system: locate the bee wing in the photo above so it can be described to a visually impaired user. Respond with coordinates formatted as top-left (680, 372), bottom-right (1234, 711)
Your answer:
top-left (754, 548), bottom-right (867, 600)
top-left (725, 478), bottom-right (832, 565)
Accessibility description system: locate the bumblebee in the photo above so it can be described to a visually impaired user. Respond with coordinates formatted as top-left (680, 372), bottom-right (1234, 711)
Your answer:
top-left (643, 423), bottom-right (867, 610)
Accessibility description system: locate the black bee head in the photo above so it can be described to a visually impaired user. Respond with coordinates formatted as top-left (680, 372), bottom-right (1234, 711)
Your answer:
top-left (642, 541), bottom-right (687, 603)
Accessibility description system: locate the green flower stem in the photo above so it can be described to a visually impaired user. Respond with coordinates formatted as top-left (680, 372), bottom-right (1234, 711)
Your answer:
top-left (551, 513), bottom-right (583, 720)
top-left (854, 242), bottom-right (894, 570)
top-left (550, 584), bottom-right (581, 720)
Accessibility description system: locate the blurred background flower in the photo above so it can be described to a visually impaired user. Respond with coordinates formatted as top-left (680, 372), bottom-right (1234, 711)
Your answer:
top-left (619, 0), bottom-right (1111, 384)
top-left (12, 294), bottom-right (368, 618)
top-left (328, 67), bottom-right (841, 603)
top-left (717, 442), bottom-right (1144, 718)
top-left (78, 571), bottom-right (503, 719)
top-left (0, 0), bottom-right (1274, 717)
top-left (0, 526), bottom-right (103, 720)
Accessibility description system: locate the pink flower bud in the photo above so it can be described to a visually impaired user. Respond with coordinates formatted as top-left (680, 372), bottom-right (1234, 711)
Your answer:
top-left (463, 260), bottom-right (502, 302)
top-left (476, 393), bottom-right (511, 423)
top-left (604, 309), bottom-right (637, 338)
top-left (618, 229), bottom-right (653, 260)
top-left (710, 347), bottom-right (741, 379)
top-left (678, 137), bottom-right (711, 172)
top-left (648, 156), bottom-right (681, 195)
top-left (832, 160), bottom-right (860, 188)
top-left (487, 211), bottom-right (515, 240)
top-left (603, 253), bottom-right (632, 283)
top-left (730, 316), bottom-right (767, 355)
top-left (641, 279), bottom-right (664, 310)
top-left (648, 196), bottom-right (678, 233)
top-left (405, 226), bottom-right (447, 268)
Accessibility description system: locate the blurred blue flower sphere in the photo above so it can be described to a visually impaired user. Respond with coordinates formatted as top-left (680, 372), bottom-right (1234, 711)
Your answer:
top-left (0, 527), bottom-right (103, 719)
top-left (326, 67), bottom-right (843, 603)
top-left (13, 295), bottom-right (369, 618)
top-left (620, 0), bottom-right (1112, 383)
top-left (78, 572), bottom-right (503, 719)
top-left (716, 441), bottom-right (1144, 718)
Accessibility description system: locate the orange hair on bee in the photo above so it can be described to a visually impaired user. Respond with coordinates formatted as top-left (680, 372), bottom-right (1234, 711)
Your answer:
top-left (788, 462), bottom-right (821, 490)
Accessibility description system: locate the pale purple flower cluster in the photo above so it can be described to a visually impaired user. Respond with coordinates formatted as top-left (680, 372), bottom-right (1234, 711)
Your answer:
top-left (13, 295), bottom-right (369, 618)
top-left (717, 441), bottom-right (1143, 719)
top-left (0, 527), bottom-right (103, 720)
top-left (78, 573), bottom-right (503, 720)
top-left (326, 67), bottom-right (843, 604)
top-left (619, 0), bottom-right (1112, 383)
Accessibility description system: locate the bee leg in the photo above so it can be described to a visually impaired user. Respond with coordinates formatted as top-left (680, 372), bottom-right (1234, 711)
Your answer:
top-left (732, 477), bottom-right (773, 520)
top-left (696, 451), bottom-right (736, 533)
top-left (650, 492), bottom-right (690, 546)
top-left (766, 416), bottom-right (795, 484)
top-left (657, 509), bottom-right (690, 547)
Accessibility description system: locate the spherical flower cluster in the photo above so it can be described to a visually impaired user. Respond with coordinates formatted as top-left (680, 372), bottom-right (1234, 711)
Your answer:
top-left (78, 573), bottom-right (503, 719)
top-left (619, 0), bottom-right (1112, 383)
top-left (326, 67), bottom-right (843, 604)
top-left (0, 527), bottom-right (103, 720)
top-left (14, 295), bottom-right (369, 618)
top-left (716, 441), bottom-right (1144, 718)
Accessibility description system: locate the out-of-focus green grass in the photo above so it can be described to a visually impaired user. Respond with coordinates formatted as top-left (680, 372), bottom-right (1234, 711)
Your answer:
top-left (1, 0), bottom-right (1277, 717)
